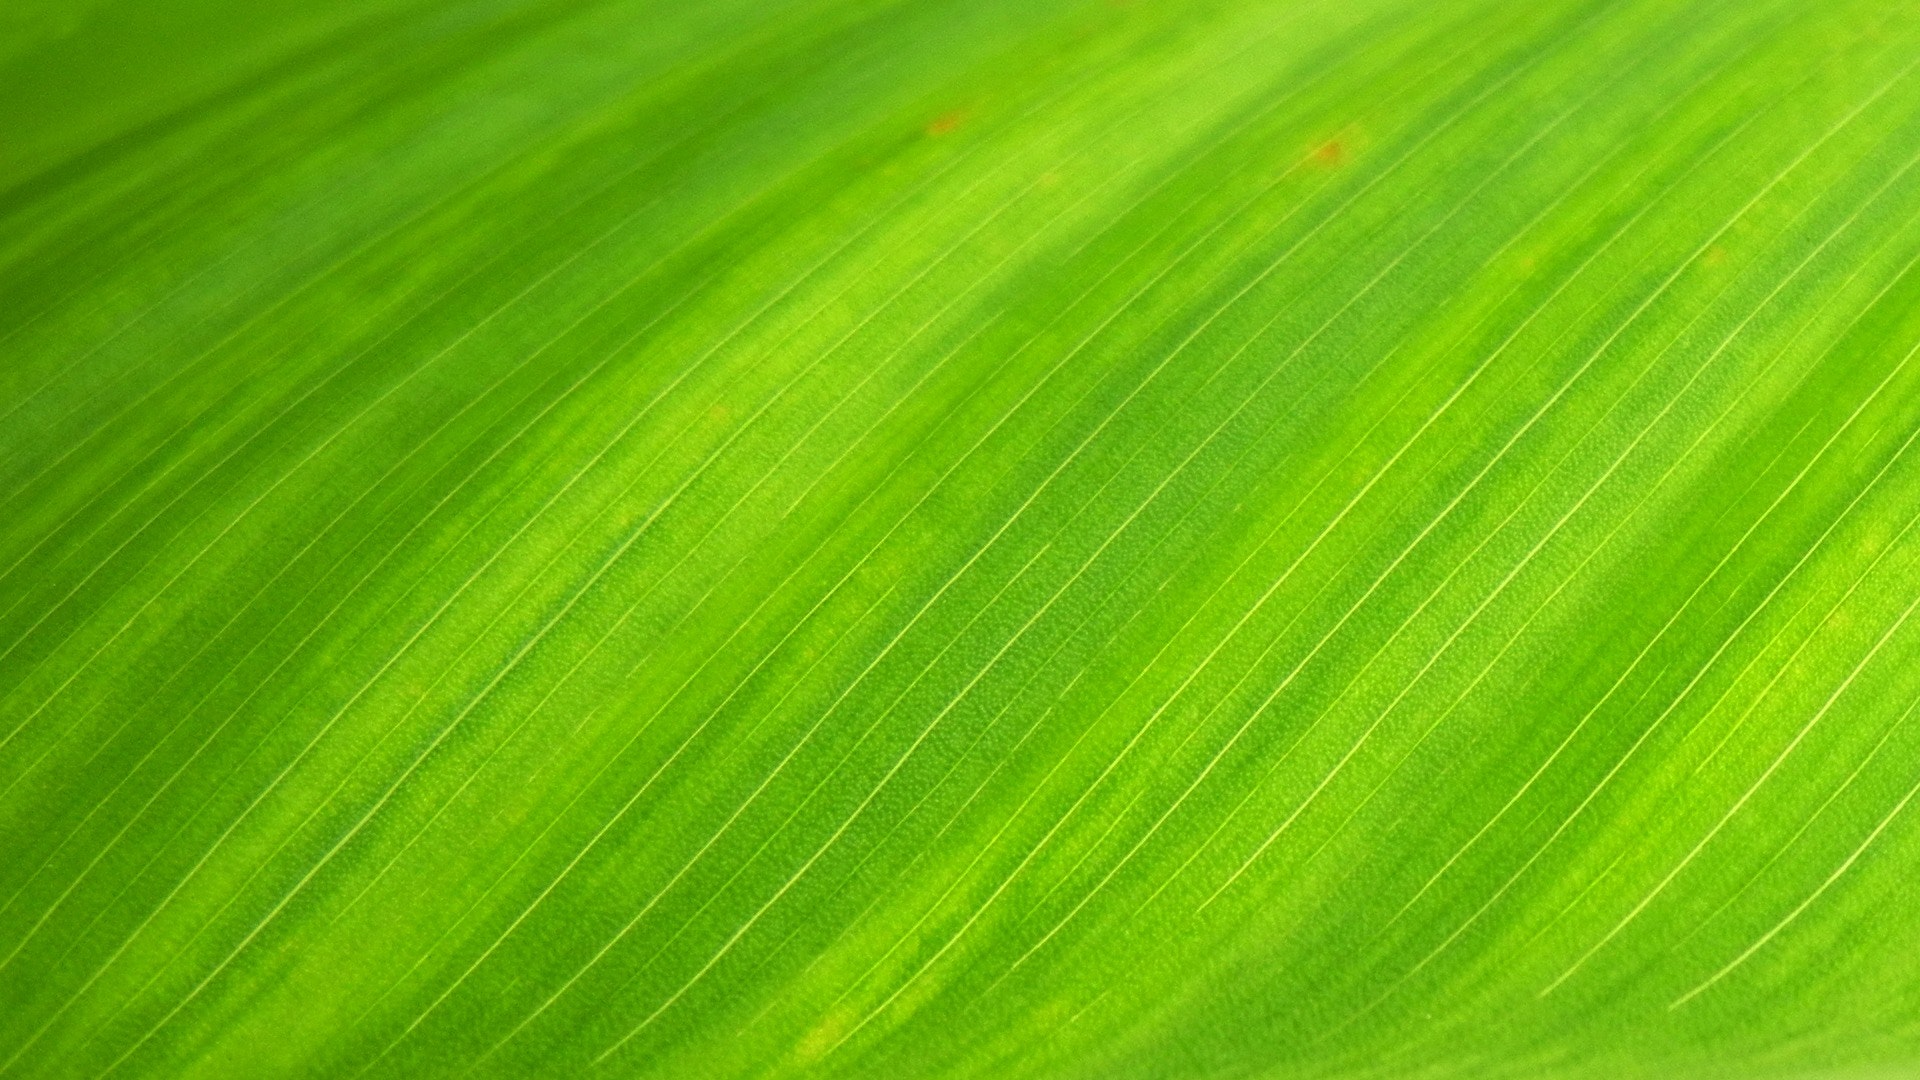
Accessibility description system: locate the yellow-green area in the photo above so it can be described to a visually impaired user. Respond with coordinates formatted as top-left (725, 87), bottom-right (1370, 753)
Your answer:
top-left (4, 0), bottom-right (1920, 1076)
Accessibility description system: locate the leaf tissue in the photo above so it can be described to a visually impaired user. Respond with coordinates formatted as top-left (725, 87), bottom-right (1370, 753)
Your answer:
top-left (4, 0), bottom-right (1920, 1076)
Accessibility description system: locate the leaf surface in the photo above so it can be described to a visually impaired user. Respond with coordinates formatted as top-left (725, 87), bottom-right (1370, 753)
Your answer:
top-left (5, 0), bottom-right (1920, 1076)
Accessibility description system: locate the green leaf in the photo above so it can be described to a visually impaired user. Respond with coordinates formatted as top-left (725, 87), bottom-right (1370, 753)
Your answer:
top-left (5, 0), bottom-right (1920, 1076)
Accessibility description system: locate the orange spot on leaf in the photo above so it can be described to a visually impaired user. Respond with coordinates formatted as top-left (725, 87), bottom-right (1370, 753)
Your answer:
top-left (1313, 140), bottom-right (1345, 165)
top-left (926, 110), bottom-right (966, 137)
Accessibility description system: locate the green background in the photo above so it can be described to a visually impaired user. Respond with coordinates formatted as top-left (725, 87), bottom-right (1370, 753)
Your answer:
top-left (4, 0), bottom-right (1920, 1075)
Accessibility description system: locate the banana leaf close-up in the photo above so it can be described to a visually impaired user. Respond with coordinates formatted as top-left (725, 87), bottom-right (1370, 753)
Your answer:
top-left (5, 0), bottom-right (1920, 1076)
